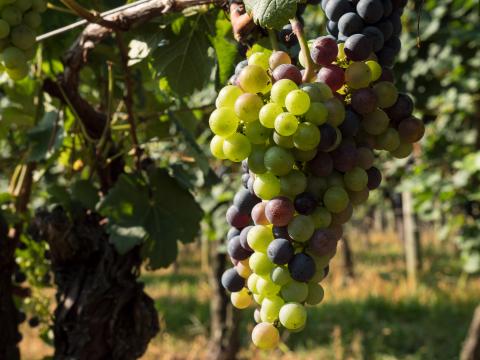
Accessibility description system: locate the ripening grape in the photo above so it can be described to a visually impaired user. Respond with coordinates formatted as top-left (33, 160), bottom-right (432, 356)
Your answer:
top-left (356, 146), bottom-right (375, 169)
top-left (324, 97), bottom-right (345, 127)
top-left (273, 64), bottom-right (302, 85)
top-left (376, 128), bottom-right (400, 151)
top-left (251, 322), bottom-right (280, 350)
top-left (391, 142), bottom-right (413, 158)
top-left (330, 203), bottom-right (353, 225)
top-left (279, 303), bottom-right (307, 330)
top-left (305, 102), bottom-right (328, 125)
top-left (351, 88), bottom-right (378, 115)
top-left (209, 108), bottom-right (239, 137)
top-left (285, 90), bottom-right (311, 116)
top-left (248, 146), bottom-right (267, 174)
top-left (223, 133), bottom-right (251, 162)
top-left (317, 64), bottom-right (345, 92)
top-left (345, 62), bottom-right (372, 89)
top-left (398, 116), bottom-right (425, 143)
top-left (254, 172), bottom-right (281, 200)
top-left (280, 281), bottom-right (309, 303)
top-left (344, 34), bottom-right (373, 61)
top-left (251, 201), bottom-right (269, 225)
top-left (293, 122), bottom-right (321, 151)
top-left (344, 167), bottom-right (368, 192)
top-left (271, 79), bottom-right (298, 107)
top-left (267, 238), bottom-right (294, 265)
top-left (288, 215), bottom-right (315, 242)
top-left (231, 288), bottom-right (252, 309)
top-left (216, 85), bottom-right (243, 108)
top-left (245, 121), bottom-right (271, 144)
top-left (264, 146), bottom-right (295, 176)
top-left (237, 261), bottom-right (252, 278)
top-left (275, 112), bottom-right (299, 137)
top-left (221, 268), bottom-right (245, 292)
top-left (311, 36), bottom-right (338, 66)
top-left (280, 170), bottom-right (307, 197)
top-left (311, 207), bottom-right (332, 229)
top-left (362, 108), bottom-right (390, 135)
top-left (348, 187), bottom-right (370, 205)
top-left (265, 197), bottom-right (295, 227)
top-left (234, 93), bottom-right (263, 123)
top-left (306, 283), bottom-right (325, 306)
top-left (373, 81), bottom-right (399, 108)
top-left (237, 64), bottom-right (271, 94)
top-left (259, 103), bottom-right (283, 129)
top-left (248, 52), bottom-right (270, 70)
top-left (293, 148), bottom-right (318, 162)
top-left (323, 186), bottom-right (349, 213)
top-left (269, 51), bottom-right (291, 70)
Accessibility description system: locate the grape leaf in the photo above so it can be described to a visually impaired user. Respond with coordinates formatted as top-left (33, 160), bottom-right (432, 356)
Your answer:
top-left (109, 225), bottom-right (147, 255)
top-left (244, 0), bottom-right (297, 30)
top-left (27, 111), bottom-right (63, 162)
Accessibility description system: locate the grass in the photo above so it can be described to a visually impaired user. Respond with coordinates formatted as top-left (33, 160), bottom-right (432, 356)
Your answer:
top-left (20, 230), bottom-right (480, 360)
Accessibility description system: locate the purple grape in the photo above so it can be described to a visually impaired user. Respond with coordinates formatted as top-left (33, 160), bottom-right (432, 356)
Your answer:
top-left (226, 206), bottom-right (250, 229)
top-left (338, 12), bottom-right (364, 36)
top-left (311, 36), bottom-right (339, 66)
top-left (265, 196), bottom-right (295, 227)
top-left (356, 0), bottom-right (384, 24)
top-left (331, 142), bottom-right (358, 172)
top-left (351, 88), bottom-right (378, 115)
top-left (273, 226), bottom-right (293, 241)
top-left (233, 188), bottom-right (261, 215)
top-left (294, 192), bottom-right (318, 215)
top-left (344, 34), bottom-right (373, 61)
top-left (239, 226), bottom-right (254, 251)
top-left (228, 235), bottom-right (253, 261)
top-left (267, 238), bottom-right (295, 265)
top-left (228, 227), bottom-right (241, 241)
top-left (376, 20), bottom-right (393, 41)
top-left (339, 109), bottom-right (360, 137)
top-left (362, 26), bottom-right (385, 52)
top-left (221, 268), bottom-right (245, 292)
top-left (318, 124), bottom-right (339, 152)
top-left (289, 253), bottom-right (316, 282)
top-left (366, 167), bottom-right (382, 190)
top-left (317, 64), bottom-right (345, 92)
top-left (309, 151), bottom-right (334, 177)
top-left (273, 64), bottom-right (302, 85)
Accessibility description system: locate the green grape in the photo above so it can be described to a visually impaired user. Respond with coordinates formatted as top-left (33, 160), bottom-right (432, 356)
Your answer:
top-left (373, 81), bottom-right (399, 109)
top-left (216, 85), bottom-right (243, 108)
top-left (23, 46), bottom-right (35, 60)
top-left (293, 122), bottom-right (321, 151)
top-left (288, 215), bottom-right (315, 242)
top-left (280, 169), bottom-right (307, 197)
top-left (31, 0), bottom-right (46, 12)
top-left (245, 120), bottom-right (271, 145)
top-left (238, 64), bottom-right (271, 94)
top-left (271, 266), bottom-right (292, 286)
top-left (324, 98), bottom-right (345, 127)
top-left (234, 93), bottom-right (263, 123)
top-left (348, 188), bottom-right (369, 206)
top-left (209, 107), bottom-right (239, 137)
top-left (305, 102), bottom-right (328, 125)
top-left (0, 19), bottom-right (9, 38)
top-left (307, 175), bottom-right (328, 200)
top-left (376, 128), bottom-right (400, 151)
top-left (248, 52), bottom-right (270, 70)
top-left (323, 186), bottom-right (349, 213)
top-left (271, 79), bottom-right (298, 107)
top-left (279, 303), bottom-right (307, 330)
top-left (251, 322), bottom-right (280, 350)
top-left (313, 82), bottom-right (333, 101)
top-left (280, 281), bottom-right (308, 302)
top-left (248, 145), bottom-right (267, 174)
top-left (6, 62), bottom-right (28, 80)
top-left (231, 288), bottom-right (252, 309)
top-left (210, 135), bottom-right (226, 159)
top-left (275, 112), bottom-right (298, 137)
top-left (366, 60), bottom-right (382, 82)
top-left (327, 171), bottom-right (345, 188)
top-left (249, 252), bottom-right (275, 276)
top-left (253, 293), bottom-right (265, 305)
top-left (223, 133), bottom-right (251, 162)
top-left (256, 276), bottom-right (280, 296)
top-left (259, 103), bottom-right (282, 129)
top-left (345, 62), bottom-right (372, 89)
top-left (311, 207), bottom-right (332, 229)
top-left (23, 11), bottom-right (41, 29)
top-left (254, 172), bottom-right (281, 200)
top-left (305, 283), bottom-right (325, 306)
top-left (273, 132), bottom-right (294, 149)
top-left (264, 145), bottom-right (294, 176)
top-left (1, 46), bottom-right (26, 69)
top-left (362, 109), bottom-right (390, 135)
top-left (16, 0), bottom-right (33, 11)
top-left (261, 295), bottom-right (284, 323)
top-left (0, 0), bottom-right (16, 5)
top-left (344, 167), bottom-right (368, 192)
top-left (247, 273), bottom-right (260, 294)
top-left (293, 148), bottom-right (317, 162)
top-left (391, 142), bottom-right (413, 159)
top-left (309, 254), bottom-right (330, 282)
top-left (247, 225), bottom-right (274, 253)
top-left (2, 6), bottom-right (22, 26)
top-left (285, 89), bottom-right (311, 115)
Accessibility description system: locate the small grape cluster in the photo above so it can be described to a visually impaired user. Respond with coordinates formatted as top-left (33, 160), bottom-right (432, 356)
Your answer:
top-left (209, 16), bottom-right (423, 352)
top-left (321, 0), bottom-right (407, 67)
top-left (0, 0), bottom-right (45, 80)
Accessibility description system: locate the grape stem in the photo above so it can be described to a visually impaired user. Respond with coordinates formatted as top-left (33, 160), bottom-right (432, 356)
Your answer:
top-left (268, 29), bottom-right (279, 51)
top-left (289, 17), bottom-right (315, 83)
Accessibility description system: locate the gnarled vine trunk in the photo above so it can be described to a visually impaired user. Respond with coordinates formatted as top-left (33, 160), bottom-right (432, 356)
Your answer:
top-left (31, 207), bottom-right (159, 360)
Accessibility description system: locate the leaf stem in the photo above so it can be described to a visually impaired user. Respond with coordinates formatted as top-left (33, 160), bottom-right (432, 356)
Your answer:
top-left (268, 29), bottom-right (279, 51)
top-left (289, 17), bottom-right (314, 83)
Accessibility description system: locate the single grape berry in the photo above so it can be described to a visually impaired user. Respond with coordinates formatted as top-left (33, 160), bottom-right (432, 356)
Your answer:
top-left (289, 253), bottom-right (316, 282)
top-left (267, 238), bottom-right (295, 265)
top-left (310, 36), bottom-right (339, 66)
top-left (265, 196), bottom-right (295, 226)
top-left (294, 192), bottom-right (317, 215)
top-left (221, 268), bottom-right (245, 292)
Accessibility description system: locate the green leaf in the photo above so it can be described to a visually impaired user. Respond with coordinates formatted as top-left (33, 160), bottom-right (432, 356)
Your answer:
top-left (109, 225), bottom-right (147, 255)
top-left (71, 180), bottom-right (99, 210)
top-left (208, 14), bottom-right (237, 84)
top-left (244, 0), bottom-right (297, 30)
top-left (27, 111), bottom-right (63, 162)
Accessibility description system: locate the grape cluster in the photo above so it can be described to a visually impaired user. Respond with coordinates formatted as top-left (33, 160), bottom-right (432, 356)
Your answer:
top-left (210, 2), bottom-right (423, 351)
top-left (0, 0), bottom-right (45, 80)
top-left (321, 0), bottom-right (407, 67)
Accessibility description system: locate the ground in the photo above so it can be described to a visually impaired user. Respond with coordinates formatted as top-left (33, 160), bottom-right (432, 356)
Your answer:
top-left (20, 229), bottom-right (480, 360)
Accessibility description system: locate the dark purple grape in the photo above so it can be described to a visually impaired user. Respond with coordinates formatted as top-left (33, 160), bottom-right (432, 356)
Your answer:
top-left (376, 20), bottom-right (393, 41)
top-left (379, 66), bottom-right (395, 83)
top-left (382, 0), bottom-right (393, 17)
top-left (233, 188), bottom-right (261, 214)
top-left (398, 116), bottom-right (425, 143)
top-left (385, 36), bottom-right (401, 52)
top-left (309, 151), bottom-right (334, 177)
top-left (351, 88), bottom-right (378, 115)
top-left (389, 11), bottom-right (402, 35)
top-left (289, 253), bottom-right (316, 282)
top-left (362, 26), bottom-right (385, 52)
top-left (279, 24), bottom-right (298, 48)
top-left (273, 64), bottom-right (302, 85)
top-left (366, 167), bottom-right (382, 190)
top-left (273, 226), bottom-right (293, 241)
top-left (356, 0), bottom-right (384, 24)
top-left (339, 109), bottom-right (360, 137)
top-left (221, 268), bottom-right (245, 292)
top-left (329, 225), bottom-right (344, 240)
top-left (239, 226), bottom-right (253, 251)
top-left (265, 197), bottom-right (295, 226)
top-left (344, 34), bottom-right (373, 61)
top-left (331, 141), bottom-right (358, 172)
top-left (267, 238), bottom-right (295, 265)
top-left (309, 229), bottom-right (338, 256)
top-left (318, 124), bottom-right (339, 151)
top-left (338, 12), bottom-right (364, 36)
top-left (327, 20), bottom-right (339, 37)
top-left (311, 36), bottom-right (339, 66)
top-left (228, 235), bottom-right (252, 261)
top-left (325, 0), bottom-right (353, 22)
top-left (317, 64), bottom-right (345, 92)
top-left (294, 192), bottom-right (317, 215)
top-left (377, 46), bottom-right (397, 67)
top-left (385, 93), bottom-right (414, 123)
top-left (226, 206), bottom-right (250, 229)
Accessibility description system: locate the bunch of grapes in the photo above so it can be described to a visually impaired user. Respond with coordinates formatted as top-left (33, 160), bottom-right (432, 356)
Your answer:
top-left (321, 0), bottom-right (407, 67)
top-left (209, 3), bottom-right (423, 351)
top-left (0, 0), bottom-right (45, 80)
